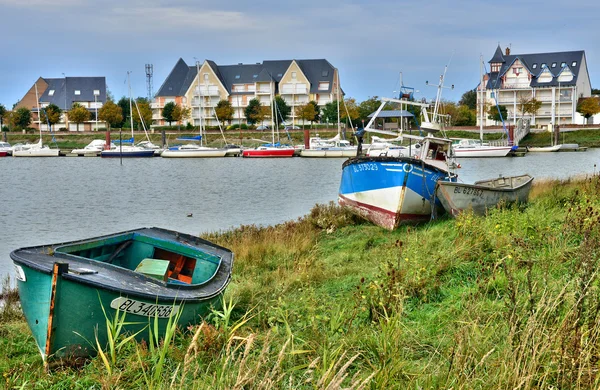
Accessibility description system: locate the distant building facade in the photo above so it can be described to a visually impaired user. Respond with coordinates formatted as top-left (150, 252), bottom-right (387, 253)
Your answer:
top-left (478, 46), bottom-right (592, 126)
top-left (152, 58), bottom-right (341, 127)
top-left (15, 76), bottom-right (106, 131)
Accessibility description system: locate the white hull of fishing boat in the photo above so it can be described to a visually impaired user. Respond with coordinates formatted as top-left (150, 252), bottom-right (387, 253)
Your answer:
top-left (161, 146), bottom-right (228, 158)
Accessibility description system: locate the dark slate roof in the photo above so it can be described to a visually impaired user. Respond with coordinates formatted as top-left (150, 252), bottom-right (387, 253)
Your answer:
top-left (156, 58), bottom-right (196, 97)
top-left (486, 50), bottom-right (585, 89)
top-left (295, 59), bottom-right (336, 93)
top-left (367, 110), bottom-right (414, 118)
top-left (157, 58), bottom-right (337, 97)
top-left (489, 45), bottom-right (505, 64)
top-left (39, 77), bottom-right (106, 110)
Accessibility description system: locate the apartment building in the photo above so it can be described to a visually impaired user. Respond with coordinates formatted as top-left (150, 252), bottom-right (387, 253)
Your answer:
top-left (478, 45), bottom-right (592, 126)
top-left (152, 58), bottom-right (340, 127)
top-left (15, 76), bottom-right (106, 131)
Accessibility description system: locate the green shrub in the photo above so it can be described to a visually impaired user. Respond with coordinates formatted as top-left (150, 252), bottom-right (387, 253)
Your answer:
top-left (1, 126), bottom-right (9, 132)
top-left (227, 124), bottom-right (240, 130)
top-left (186, 122), bottom-right (194, 130)
top-left (240, 124), bottom-right (248, 130)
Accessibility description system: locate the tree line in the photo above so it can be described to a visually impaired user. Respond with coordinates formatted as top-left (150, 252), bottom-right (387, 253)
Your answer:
top-left (1, 88), bottom-right (599, 133)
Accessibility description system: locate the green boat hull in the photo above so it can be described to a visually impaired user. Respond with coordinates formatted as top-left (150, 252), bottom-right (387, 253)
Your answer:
top-left (11, 227), bottom-right (233, 361)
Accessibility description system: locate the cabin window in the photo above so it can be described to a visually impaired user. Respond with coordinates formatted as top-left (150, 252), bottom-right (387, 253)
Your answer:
top-left (48, 90), bottom-right (55, 96)
top-left (74, 90), bottom-right (81, 95)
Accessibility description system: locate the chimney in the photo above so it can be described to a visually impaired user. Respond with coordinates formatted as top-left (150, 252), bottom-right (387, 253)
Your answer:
top-left (505, 47), bottom-right (511, 56)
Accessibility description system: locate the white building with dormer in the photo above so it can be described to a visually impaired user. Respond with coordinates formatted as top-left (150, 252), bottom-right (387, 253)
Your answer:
top-left (478, 45), bottom-right (592, 126)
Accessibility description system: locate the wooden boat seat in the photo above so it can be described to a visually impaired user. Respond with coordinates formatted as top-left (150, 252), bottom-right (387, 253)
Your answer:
top-left (135, 258), bottom-right (170, 281)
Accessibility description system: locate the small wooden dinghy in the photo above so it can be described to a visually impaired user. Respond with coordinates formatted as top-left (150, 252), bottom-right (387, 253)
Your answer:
top-left (11, 227), bottom-right (233, 362)
top-left (436, 174), bottom-right (534, 217)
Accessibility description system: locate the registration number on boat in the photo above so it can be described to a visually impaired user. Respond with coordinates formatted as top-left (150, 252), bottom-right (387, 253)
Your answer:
top-left (353, 163), bottom-right (378, 173)
top-left (454, 186), bottom-right (484, 198)
top-left (110, 297), bottom-right (180, 318)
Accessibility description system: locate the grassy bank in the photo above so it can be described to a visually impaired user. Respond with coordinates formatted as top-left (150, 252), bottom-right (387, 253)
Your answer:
top-left (4, 177), bottom-right (600, 388)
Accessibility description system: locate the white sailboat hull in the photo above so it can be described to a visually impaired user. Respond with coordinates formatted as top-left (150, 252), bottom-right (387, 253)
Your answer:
top-left (453, 146), bottom-right (512, 158)
top-left (13, 148), bottom-right (60, 157)
top-left (300, 148), bottom-right (356, 158)
top-left (527, 145), bottom-right (561, 152)
top-left (161, 149), bottom-right (228, 158)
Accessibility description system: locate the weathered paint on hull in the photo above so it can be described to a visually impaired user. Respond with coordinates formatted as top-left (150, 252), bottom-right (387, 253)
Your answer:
top-left (436, 175), bottom-right (533, 217)
top-left (16, 262), bottom-right (221, 360)
top-left (338, 157), bottom-right (452, 230)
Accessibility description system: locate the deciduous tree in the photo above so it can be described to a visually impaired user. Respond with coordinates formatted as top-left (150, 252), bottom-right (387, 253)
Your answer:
top-left (321, 101), bottom-right (338, 124)
top-left (341, 98), bottom-right (360, 127)
top-left (132, 98), bottom-right (153, 130)
top-left (488, 104), bottom-right (508, 123)
top-left (0, 104), bottom-right (6, 130)
top-left (117, 97), bottom-right (130, 128)
top-left (522, 98), bottom-right (542, 117)
top-left (454, 105), bottom-right (476, 126)
top-left (577, 97), bottom-right (600, 123)
top-left (40, 104), bottom-right (62, 130)
top-left (274, 96), bottom-right (291, 124)
top-left (11, 107), bottom-right (31, 129)
top-left (214, 99), bottom-right (234, 126)
top-left (459, 89), bottom-right (477, 110)
top-left (98, 100), bottom-right (123, 130)
top-left (244, 99), bottom-right (263, 125)
top-left (172, 104), bottom-right (191, 130)
top-left (68, 103), bottom-right (91, 131)
top-left (358, 96), bottom-right (381, 123)
top-left (295, 103), bottom-right (316, 127)
top-left (162, 102), bottom-right (176, 126)
top-left (308, 100), bottom-right (320, 125)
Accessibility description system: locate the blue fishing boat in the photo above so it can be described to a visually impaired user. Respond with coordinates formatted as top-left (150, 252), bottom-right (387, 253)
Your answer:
top-left (339, 134), bottom-right (456, 229)
top-left (338, 67), bottom-right (458, 229)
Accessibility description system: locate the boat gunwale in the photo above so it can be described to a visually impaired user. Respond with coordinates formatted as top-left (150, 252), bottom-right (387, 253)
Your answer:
top-left (437, 174), bottom-right (534, 193)
top-left (10, 227), bottom-right (233, 303)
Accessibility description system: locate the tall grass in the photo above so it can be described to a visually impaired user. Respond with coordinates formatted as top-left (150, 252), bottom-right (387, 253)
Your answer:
top-left (6, 179), bottom-right (600, 387)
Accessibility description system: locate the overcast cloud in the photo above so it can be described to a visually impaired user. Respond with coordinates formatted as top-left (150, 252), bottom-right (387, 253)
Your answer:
top-left (0, 0), bottom-right (598, 107)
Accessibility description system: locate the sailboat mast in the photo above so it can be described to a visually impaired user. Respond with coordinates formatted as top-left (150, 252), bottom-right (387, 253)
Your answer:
top-left (336, 68), bottom-right (341, 137)
top-left (197, 62), bottom-right (204, 147)
top-left (128, 71), bottom-right (134, 139)
top-left (480, 55), bottom-right (484, 143)
top-left (271, 84), bottom-right (275, 145)
top-left (34, 81), bottom-right (42, 145)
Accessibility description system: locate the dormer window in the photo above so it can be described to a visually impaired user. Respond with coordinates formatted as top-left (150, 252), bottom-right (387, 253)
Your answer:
top-left (74, 90), bottom-right (81, 95)
top-left (561, 62), bottom-right (566, 68)
top-left (321, 70), bottom-right (329, 77)
top-left (235, 75), bottom-right (240, 79)
top-left (277, 73), bottom-right (282, 77)
top-left (491, 63), bottom-right (501, 72)
top-left (253, 74), bottom-right (258, 79)
top-left (551, 62), bottom-right (557, 68)
top-left (48, 90), bottom-right (55, 96)
top-left (532, 63), bottom-right (537, 69)
top-left (572, 61), bottom-right (577, 67)
top-left (541, 63), bottom-right (547, 68)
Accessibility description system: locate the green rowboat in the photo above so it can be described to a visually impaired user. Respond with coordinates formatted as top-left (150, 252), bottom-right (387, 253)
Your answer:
top-left (11, 227), bottom-right (233, 362)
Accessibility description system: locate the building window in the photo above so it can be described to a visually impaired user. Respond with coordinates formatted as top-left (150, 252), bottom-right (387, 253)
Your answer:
top-left (321, 70), bottom-right (329, 77)
top-left (74, 90), bottom-right (81, 95)
top-left (551, 62), bottom-right (557, 68)
top-left (48, 90), bottom-right (55, 96)
top-left (93, 90), bottom-right (100, 96)
top-left (235, 75), bottom-right (240, 79)
top-left (541, 63), bottom-right (547, 68)
top-left (532, 63), bottom-right (537, 69)
top-left (253, 74), bottom-right (258, 79)
top-left (561, 62), bottom-right (566, 68)
top-left (512, 67), bottom-right (523, 75)
top-left (203, 73), bottom-right (209, 81)
top-left (572, 61), bottom-right (577, 67)
top-left (491, 63), bottom-right (500, 72)
top-left (291, 72), bottom-right (297, 79)
top-left (277, 73), bottom-right (282, 78)
top-left (318, 82), bottom-right (330, 91)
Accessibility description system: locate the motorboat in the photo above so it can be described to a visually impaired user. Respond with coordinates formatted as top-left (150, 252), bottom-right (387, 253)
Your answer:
top-left (0, 141), bottom-right (11, 156)
top-left (299, 134), bottom-right (357, 158)
top-left (70, 139), bottom-right (111, 155)
top-left (451, 139), bottom-right (513, 158)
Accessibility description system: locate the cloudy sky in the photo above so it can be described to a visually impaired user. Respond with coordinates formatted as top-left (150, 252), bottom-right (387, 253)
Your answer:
top-left (0, 0), bottom-right (598, 108)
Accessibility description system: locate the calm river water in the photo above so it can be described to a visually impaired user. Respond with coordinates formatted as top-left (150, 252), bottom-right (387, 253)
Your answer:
top-left (2, 149), bottom-right (600, 279)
